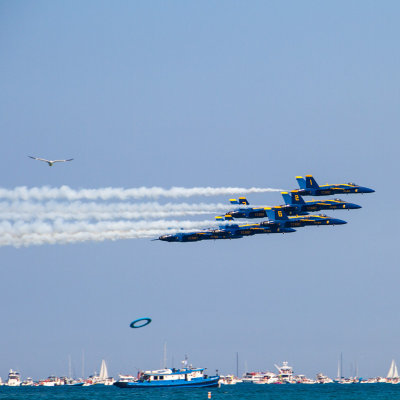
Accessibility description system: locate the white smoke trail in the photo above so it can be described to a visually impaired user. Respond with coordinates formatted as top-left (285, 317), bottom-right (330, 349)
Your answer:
top-left (0, 184), bottom-right (277, 247)
top-left (0, 219), bottom-right (223, 247)
top-left (0, 201), bottom-right (231, 221)
top-left (0, 230), bottom-right (161, 247)
top-left (0, 185), bottom-right (283, 201)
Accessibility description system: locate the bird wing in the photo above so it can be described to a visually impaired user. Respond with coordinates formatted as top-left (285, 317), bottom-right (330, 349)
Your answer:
top-left (28, 156), bottom-right (50, 162)
top-left (52, 158), bottom-right (74, 163)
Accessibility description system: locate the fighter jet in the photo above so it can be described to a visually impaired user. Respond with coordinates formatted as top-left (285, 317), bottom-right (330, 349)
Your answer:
top-left (28, 156), bottom-right (74, 166)
top-left (220, 197), bottom-right (306, 219)
top-left (157, 217), bottom-right (295, 242)
top-left (158, 231), bottom-right (210, 242)
top-left (281, 191), bottom-right (362, 214)
top-left (295, 175), bottom-right (374, 196)
top-left (158, 230), bottom-right (244, 242)
top-left (215, 216), bottom-right (296, 235)
top-left (223, 197), bottom-right (269, 219)
top-left (265, 208), bottom-right (347, 229)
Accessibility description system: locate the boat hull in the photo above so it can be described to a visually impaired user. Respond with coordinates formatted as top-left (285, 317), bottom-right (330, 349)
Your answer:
top-left (114, 377), bottom-right (219, 389)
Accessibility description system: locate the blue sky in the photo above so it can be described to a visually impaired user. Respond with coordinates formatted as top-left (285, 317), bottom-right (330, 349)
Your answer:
top-left (0, 0), bottom-right (399, 380)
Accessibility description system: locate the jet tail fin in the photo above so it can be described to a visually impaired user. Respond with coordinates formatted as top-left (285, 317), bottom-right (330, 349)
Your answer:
top-left (296, 176), bottom-right (306, 189)
top-left (266, 208), bottom-right (289, 221)
top-left (229, 199), bottom-right (239, 204)
top-left (281, 192), bottom-right (292, 205)
top-left (305, 175), bottom-right (319, 188)
top-left (238, 197), bottom-right (249, 205)
top-left (290, 191), bottom-right (305, 204)
top-left (215, 214), bottom-right (234, 222)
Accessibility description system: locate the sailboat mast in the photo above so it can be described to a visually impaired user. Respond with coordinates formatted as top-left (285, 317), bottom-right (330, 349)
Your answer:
top-left (82, 350), bottom-right (85, 379)
top-left (163, 342), bottom-right (167, 369)
top-left (340, 352), bottom-right (343, 379)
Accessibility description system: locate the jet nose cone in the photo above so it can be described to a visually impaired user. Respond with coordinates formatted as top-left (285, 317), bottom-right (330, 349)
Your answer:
top-left (159, 235), bottom-right (175, 242)
top-left (349, 203), bottom-right (362, 209)
top-left (361, 187), bottom-right (375, 193)
top-left (333, 219), bottom-right (347, 225)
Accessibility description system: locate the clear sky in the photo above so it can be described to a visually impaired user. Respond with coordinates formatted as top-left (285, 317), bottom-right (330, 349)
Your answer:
top-left (0, 0), bottom-right (399, 380)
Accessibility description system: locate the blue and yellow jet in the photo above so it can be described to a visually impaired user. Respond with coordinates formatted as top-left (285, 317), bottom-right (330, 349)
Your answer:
top-left (295, 175), bottom-right (375, 196)
top-left (223, 192), bottom-right (361, 220)
top-left (223, 197), bottom-right (299, 219)
top-left (214, 216), bottom-right (296, 236)
top-left (158, 217), bottom-right (296, 242)
top-left (158, 231), bottom-right (214, 242)
top-left (224, 197), bottom-right (270, 219)
top-left (158, 224), bottom-right (246, 242)
top-left (265, 208), bottom-right (347, 228)
top-left (281, 192), bottom-right (362, 214)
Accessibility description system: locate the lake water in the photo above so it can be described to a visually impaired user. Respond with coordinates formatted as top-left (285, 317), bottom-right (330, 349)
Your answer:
top-left (1, 384), bottom-right (400, 400)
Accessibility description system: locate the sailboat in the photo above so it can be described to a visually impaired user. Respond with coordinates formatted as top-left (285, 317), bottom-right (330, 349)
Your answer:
top-left (90, 360), bottom-right (114, 385)
top-left (387, 360), bottom-right (399, 384)
top-left (100, 360), bottom-right (108, 380)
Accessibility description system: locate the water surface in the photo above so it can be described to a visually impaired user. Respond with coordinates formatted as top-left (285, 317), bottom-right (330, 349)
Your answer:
top-left (1, 384), bottom-right (400, 400)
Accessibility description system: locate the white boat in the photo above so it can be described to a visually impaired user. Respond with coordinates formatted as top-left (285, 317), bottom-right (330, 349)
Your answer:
top-left (275, 361), bottom-right (294, 383)
top-left (295, 374), bottom-right (316, 384)
top-left (316, 373), bottom-right (333, 384)
top-left (220, 375), bottom-right (240, 385)
top-left (387, 360), bottom-right (399, 383)
top-left (6, 370), bottom-right (21, 386)
top-left (242, 371), bottom-right (278, 384)
top-left (21, 377), bottom-right (34, 386)
top-left (39, 376), bottom-right (63, 386)
top-left (117, 374), bottom-right (137, 383)
top-left (89, 359), bottom-right (115, 385)
top-left (241, 372), bottom-right (265, 383)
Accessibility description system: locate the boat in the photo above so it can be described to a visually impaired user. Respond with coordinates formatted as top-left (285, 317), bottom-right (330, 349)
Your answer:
top-left (67, 379), bottom-right (85, 386)
top-left (316, 373), bottom-right (333, 384)
top-left (21, 377), bottom-right (34, 386)
top-left (241, 372), bottom-right (265, 383)
top-left (6, 369), bottom-right (21, 386)
top-left (220, 375), bottom-right (239, 385)
top-left (387, 360), bottom-right (399, 383)
top-left (114, 360), bottom-right (219, 388)
top-left (38, 376), bottom-right (62, 386)
top-left (89, 360), bottom-right (114, 385)
top-left (295, 374), bottom-right (316, 384)
top-left (275, 361), bottom-right (294, 383)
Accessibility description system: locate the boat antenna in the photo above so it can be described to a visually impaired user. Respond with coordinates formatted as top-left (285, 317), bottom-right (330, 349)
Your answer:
top-left (82, 349), bottom-right (85, 379)
top-left (163, 342), bottom-right (167, 369)
top-left (340, 352), bottom-right (343, 379)
top-left (68, 355), bottom-right (72, 379)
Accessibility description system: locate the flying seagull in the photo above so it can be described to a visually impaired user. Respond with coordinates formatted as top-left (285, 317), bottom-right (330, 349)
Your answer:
top-left (28, 156), bottom-right (74, 166)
